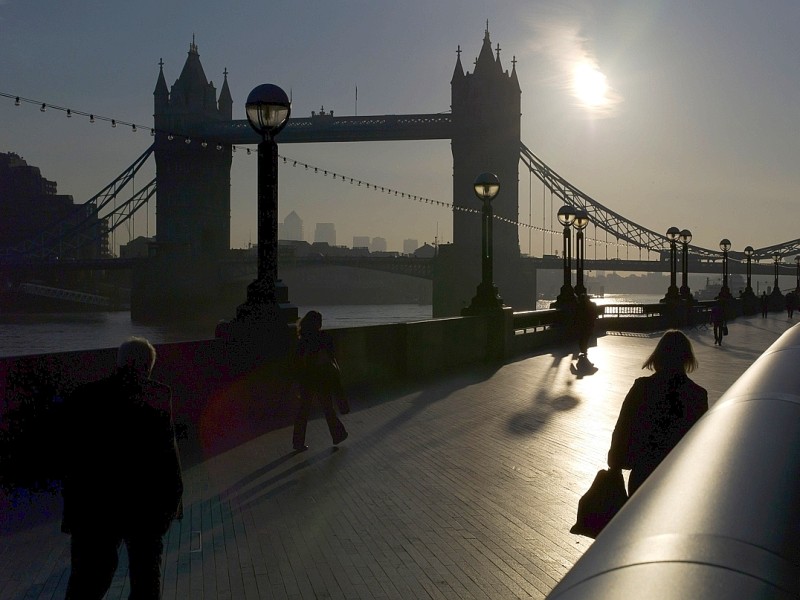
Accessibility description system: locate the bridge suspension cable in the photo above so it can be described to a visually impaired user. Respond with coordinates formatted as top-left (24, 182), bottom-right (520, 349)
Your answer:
top-left (520, 142), bottom-right (726, 260)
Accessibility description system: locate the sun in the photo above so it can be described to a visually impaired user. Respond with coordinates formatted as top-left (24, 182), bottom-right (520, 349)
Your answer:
top-left (572, 62), bottom-right (609, 108)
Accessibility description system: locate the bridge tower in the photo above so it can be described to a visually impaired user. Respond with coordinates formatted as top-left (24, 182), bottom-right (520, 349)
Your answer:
top-left (153, 39), bottom-right (233, 256)
top-left (133, 40), bottom-right (240, 322)
top-left (435, 27), bottom-right (535, 315)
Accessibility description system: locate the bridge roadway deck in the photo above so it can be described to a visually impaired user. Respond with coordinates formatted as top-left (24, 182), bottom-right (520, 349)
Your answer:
top-left (2, 313), bottom-right (797, 599)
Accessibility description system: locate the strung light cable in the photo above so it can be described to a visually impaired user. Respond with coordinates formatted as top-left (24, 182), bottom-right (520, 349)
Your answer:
top-left (0, 90), bottom-right (640, 251)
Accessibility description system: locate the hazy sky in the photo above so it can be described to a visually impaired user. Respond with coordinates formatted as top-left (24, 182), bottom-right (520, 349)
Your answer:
top-left (2, 1), bottom-right (800, 257)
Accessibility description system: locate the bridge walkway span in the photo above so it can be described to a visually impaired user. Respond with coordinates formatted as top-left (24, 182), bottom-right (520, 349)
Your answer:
top-left (1, 314), bottom-right (796, 598)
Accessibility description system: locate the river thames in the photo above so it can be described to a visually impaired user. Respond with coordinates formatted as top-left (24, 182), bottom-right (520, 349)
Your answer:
top-left (0, 294), bottom-right (662, 358)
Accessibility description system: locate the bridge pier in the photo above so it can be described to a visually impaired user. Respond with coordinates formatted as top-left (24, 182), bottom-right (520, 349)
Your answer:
top-left (130, 253), bottom-right (245, 325)
top-left (432, 245), bottom-right (537, 317)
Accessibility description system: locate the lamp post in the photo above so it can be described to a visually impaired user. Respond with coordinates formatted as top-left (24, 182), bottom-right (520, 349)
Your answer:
top-left (662, 227), bottom-right (680, 303)
top-left (552, 205), bottom-right (576, 308)
top-left (744, 246), bottom-right (754, 294)
top-left (719, 239), bottom-right (732, 299)
top-left (679, 229), bottom-right (692, 300)
top-left (795, 255), bottom-right (800, 292)
top-left (773, 253), bottom-right (781, 293)
top-left (462, 172), bottom-right (504, 314)
top-left (572, 208), bottom-right (589, 297)
top-left (234, 83), bottom-right (296, 325)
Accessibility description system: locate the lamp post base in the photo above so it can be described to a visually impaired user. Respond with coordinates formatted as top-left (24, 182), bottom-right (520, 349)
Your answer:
top-left (740, 288), bottom-right (758, 315)
top-left (461, 282), bottom-right (504, 315)
top-left (661, 286), bottom-right (680, 304)
top-left (551, 284), bottom-right (577, 310)
top-left (769, 287), bottom-right (784, 311)
top-left (216, 278), bottom-right (298, 347)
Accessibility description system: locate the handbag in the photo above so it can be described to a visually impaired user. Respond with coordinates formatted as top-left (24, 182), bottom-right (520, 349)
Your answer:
top-left (570, 468), bottom-right (628, 538)
top-left (722, 325), bottom-right (729, 336)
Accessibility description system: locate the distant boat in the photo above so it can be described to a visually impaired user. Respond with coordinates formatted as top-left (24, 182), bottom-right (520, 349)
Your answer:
top-left (694, 275), bottom-right (744, 301)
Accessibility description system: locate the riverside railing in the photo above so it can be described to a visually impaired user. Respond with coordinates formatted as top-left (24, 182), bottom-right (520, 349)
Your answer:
top-left (594, 300), bottom-right (718, 332)
top-left (546, 322), bottom-right (800, 599)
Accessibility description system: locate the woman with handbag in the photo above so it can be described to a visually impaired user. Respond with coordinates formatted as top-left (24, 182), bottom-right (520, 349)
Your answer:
top-left (607, 330), bottom-right (708, 495)
top-left (291, 311), bottom-right (349, 451)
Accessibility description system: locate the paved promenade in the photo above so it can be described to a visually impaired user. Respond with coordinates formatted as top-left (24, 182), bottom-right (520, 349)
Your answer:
top-left (2, 313), bottom-right (796, 599)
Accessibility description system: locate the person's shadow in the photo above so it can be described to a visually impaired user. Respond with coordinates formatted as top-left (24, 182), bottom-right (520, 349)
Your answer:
top-left (571, 354), bottom-right (598, 378)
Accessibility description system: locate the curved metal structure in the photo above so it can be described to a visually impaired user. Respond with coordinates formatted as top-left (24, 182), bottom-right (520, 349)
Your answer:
top-left (520, 143), bottom-right (800, 263)
top-left (547, 324), bottom-right (800, 599)
top-left (520, 143), bottom-right (722, 260)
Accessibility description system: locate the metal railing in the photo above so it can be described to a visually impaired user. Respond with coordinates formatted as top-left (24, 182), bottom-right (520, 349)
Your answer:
top-left (511, 308), bottom-right (562, 333)
top-left (547, 323), bottom-right (800, 598)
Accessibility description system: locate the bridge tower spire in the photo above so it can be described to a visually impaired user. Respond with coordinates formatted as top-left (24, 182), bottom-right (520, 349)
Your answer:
top-left (152, 39), bottom-right (233, 258)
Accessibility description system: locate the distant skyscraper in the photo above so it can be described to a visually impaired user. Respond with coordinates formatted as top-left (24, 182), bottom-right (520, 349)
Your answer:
top-left (353, 236), bottom-right (370, 249)
top-left (370, 237), bottom-right (387, 252)
top-left (314, 223), bottom-right (336, 245)
top-left (281, 210), bottom-right (304, 241)
top-left (403, 239), bottom-right (419, 254)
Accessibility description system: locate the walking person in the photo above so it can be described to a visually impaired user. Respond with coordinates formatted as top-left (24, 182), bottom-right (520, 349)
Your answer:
top-left (710, 301), bottom-right (725, 345)
top-left (786, 291), bottom-right (796, 318)
top-left (607, 330), bottom-right (708, 496)
top-left (61, 337), bottom-right (184, 599)
top-left (761, 291), bottom-right (769, 318)
top-left (291, 310), bottom-right (348, 451)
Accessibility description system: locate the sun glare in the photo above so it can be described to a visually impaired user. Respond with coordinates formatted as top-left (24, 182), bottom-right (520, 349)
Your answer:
top-left (572, 62), bottom-right (609, 109)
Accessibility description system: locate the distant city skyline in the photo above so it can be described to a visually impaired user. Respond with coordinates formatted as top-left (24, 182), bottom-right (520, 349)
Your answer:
top-left (3, 2), bottom-right (800, 257)
top-left (281, 211), bottom-right (416, 254)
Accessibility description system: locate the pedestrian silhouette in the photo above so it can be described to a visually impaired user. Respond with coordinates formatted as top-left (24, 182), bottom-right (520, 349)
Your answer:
top-left (61, 336), bottom-right (183, 599)
top-left (710, 301), bottom-right (725, 345)
top-left (607, 330), bottom-right (708, 496)
top-left (786, 291), bottom-right (796, 318)
top-left (291, 311), bottom-right (349, 451)
top-left (761, 291), bottom-right (769, 318)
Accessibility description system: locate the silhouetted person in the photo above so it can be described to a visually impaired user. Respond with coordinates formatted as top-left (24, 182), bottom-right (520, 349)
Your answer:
top-left (786, 291), bottom-right (796, 318)
top-left (62, 337), bottom-right (183, 600)
top-left (292, 311), bottom-right (348, 451)
top-left (761, 291), bottom-right (769, 318)
top-left (607, 330), bottom-right (708, 496)
top-left (710, 301), bottom-right (725, 345)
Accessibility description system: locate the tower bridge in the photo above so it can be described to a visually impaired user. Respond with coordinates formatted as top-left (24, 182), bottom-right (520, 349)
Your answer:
top-left (7, 27), bottom-right (800, 319)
